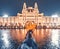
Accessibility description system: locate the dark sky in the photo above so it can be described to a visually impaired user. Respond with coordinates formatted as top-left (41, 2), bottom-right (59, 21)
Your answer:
top-left (0, 0), bottom-right (60, 16)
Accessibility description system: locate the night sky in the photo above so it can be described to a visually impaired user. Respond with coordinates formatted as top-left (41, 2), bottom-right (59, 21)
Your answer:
top-left (0, 0), bottom-right (60, 16)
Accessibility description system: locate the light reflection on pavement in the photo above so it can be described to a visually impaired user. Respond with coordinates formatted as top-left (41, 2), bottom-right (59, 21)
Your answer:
top-left (0, 29), bottom-right (60, 49)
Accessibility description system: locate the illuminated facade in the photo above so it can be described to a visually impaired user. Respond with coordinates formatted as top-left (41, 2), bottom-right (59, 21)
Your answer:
top-left (0, 2), bottom-right (60, 42)
top-left (0, 2), bottom-right (60, 30)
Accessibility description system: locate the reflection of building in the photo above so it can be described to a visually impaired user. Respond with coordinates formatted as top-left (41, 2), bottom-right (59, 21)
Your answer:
top-left (0, 2), bottom-right (60, 29)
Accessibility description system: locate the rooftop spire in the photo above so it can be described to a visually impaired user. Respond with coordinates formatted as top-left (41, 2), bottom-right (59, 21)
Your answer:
top-left (23, 2), bottom-right (26, 9)
top-left (34, 2), bottom-right (38, 9)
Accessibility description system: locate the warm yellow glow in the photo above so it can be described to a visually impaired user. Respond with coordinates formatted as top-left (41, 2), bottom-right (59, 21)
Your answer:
top-left (25, 22), bottom-right (36, 30)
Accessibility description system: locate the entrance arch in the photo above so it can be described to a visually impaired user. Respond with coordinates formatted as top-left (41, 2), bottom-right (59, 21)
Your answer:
top-left (25, 21), bottom-right (37, 30)
top-left (24, 21), bottom-right (37, 42)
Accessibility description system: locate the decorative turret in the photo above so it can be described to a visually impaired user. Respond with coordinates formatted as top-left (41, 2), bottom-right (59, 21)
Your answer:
top-left (23, 2), bottom-right (26, 9)
top-left (22, 2), bottom-right (39, 14)
top-left (34, 2), bottom-right (39, 13)
top-left (34, 2), bottom-right (38, 9)
top-left (22, 2), bottom-right (27, 13)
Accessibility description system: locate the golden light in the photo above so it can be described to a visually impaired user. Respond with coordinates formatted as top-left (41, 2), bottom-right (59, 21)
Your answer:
top-left (25, 21), bottom-right (36, 30)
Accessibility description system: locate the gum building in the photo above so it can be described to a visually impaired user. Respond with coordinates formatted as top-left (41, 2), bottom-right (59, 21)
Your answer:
top-left (0, 2), bottom-right (60, 30)
top-left (0, 2), bottom-right (60, 43)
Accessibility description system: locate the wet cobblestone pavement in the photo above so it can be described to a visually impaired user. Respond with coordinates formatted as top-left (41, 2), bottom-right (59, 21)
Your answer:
top-left (0, 29), bottom-right (60, 49)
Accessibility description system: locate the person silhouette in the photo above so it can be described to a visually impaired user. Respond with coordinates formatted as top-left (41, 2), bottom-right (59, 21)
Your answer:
top-left (17, 30), bottom-right (38, 49)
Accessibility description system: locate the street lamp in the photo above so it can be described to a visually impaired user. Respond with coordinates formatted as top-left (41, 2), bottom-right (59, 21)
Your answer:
top-left (3, 14), bottom-right (8, 17)
top-left (51, 14), bottom-right (58, 17)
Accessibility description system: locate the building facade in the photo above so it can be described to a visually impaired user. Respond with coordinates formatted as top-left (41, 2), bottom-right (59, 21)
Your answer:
top-left (0, 2), bottom-right (60, 30)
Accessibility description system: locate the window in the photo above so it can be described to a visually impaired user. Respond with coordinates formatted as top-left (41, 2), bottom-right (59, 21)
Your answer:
top-left (28, 9), bottom-right (30, 12)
